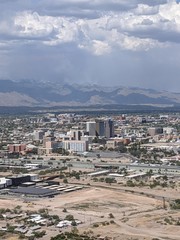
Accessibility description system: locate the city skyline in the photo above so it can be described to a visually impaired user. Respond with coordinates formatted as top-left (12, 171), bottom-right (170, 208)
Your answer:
top-left (0, 0), bottom-right (180, 92)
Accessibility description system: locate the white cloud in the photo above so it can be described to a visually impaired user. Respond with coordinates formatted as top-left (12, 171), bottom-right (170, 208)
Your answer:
top-left (10, 2), bottom-right (179, 55)
top-left (14, 12), bottom-right (54, 38)
top-left (0, 1), bottom-right (174, 53)
top-left (134, 4), bottom-right (159, 15)
top-left (79, 40), bottom-right (111, 55)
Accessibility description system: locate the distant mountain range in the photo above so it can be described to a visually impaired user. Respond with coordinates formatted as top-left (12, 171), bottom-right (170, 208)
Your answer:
top-left (0, 79), bottom-right (180, 107)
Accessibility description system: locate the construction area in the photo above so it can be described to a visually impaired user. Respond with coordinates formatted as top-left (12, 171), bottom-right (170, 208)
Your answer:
top-left (0, 163), bottom-right (179, 240)
top-left (0, 183), bottom-right (179, 240)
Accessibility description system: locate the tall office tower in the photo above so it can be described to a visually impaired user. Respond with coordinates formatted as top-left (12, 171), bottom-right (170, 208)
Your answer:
top-left (104, 119), bottom-right (114, 138)
top-left (86, 122), bottom-right (96, 136)
top-left (95, 120), bottom-right (105, 137)
top-left (95, 119), bottom-right (114, 138)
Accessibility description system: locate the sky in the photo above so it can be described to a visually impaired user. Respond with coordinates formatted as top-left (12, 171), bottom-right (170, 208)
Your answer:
top-left (0, 0), bottom-right (180, 92)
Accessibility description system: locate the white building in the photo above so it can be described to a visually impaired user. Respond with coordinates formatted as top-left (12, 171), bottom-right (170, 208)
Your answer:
top-left (69, 130), bottom-right (83, 140)
top-left (0, 178), bottom-right (12, 189)
top-left (33, 130), bottom-right (44, 141)
top-left (63, 140), bottom-right (88, 152)
top-left (86, 122), bottom-right (96, 136)
top-left (163, 127), bottom-right (176, 135)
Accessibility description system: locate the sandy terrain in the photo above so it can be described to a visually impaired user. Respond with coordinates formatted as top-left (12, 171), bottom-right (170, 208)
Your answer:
top-left (0, 186), bottom-right (179, 240)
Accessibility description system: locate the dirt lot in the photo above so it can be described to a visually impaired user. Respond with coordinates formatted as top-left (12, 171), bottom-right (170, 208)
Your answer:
top-left (0, 186), bottom-right (179, 240)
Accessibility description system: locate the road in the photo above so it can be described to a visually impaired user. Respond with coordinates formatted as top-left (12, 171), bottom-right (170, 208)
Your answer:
top-left (0, 158), bottom-right (180, 175)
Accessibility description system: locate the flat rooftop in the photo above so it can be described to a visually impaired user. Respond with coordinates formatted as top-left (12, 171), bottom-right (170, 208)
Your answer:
top-left (9, 186), bottom-right (58, 197)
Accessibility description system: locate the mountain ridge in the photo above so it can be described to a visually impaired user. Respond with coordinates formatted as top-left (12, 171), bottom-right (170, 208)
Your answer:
top-left (0, 79), bottom-right (179, 107)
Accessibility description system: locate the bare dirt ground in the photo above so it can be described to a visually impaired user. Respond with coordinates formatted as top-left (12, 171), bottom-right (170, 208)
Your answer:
top-left (0, 186), bottom-right (179, 240)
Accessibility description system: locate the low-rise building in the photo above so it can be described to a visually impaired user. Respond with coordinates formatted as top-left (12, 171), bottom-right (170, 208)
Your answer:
top-left (63, 140), bottom-right (88, 152)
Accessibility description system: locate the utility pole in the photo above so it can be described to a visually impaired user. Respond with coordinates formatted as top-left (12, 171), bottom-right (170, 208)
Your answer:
top-left (163, 197), bottom-right (166, 209)
top-left (84, 212), bottom-right (85, 223)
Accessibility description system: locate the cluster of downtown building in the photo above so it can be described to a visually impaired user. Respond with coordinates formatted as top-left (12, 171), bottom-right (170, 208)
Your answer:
top-left (3, 112), bottom-right (180, 162)
top-left (7, 116), bottom-right (114, 156)
top-left (35, 119), bottom-right (114, 154)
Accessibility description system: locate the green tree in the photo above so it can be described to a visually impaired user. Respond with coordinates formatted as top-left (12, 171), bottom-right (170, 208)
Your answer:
top-left (65, 214), bottom-right (74, 221)
top-left (63, 178), bottom-right (68, 184)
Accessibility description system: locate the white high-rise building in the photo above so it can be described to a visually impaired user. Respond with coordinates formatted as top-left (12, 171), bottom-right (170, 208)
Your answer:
top-left (86, 122), bottom-right (96, 136)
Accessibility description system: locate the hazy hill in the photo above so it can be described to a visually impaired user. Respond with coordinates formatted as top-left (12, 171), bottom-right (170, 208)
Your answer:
top-left (0, 79), bottom-right (179, 107)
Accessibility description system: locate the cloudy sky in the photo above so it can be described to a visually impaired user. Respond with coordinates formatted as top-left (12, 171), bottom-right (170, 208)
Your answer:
top-left (0, 0), bottom-right (180, 92)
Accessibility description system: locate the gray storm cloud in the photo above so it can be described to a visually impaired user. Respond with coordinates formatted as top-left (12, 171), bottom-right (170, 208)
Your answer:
top-left (0, 0), bottom-right (180, 91)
